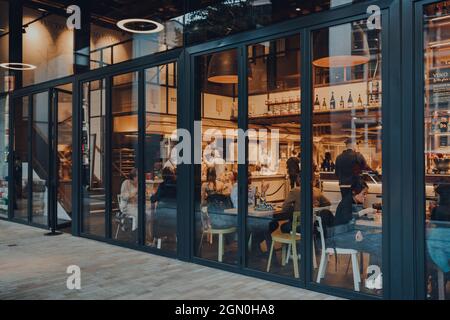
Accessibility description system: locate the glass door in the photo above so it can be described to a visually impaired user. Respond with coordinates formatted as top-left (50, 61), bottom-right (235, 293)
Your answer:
top-left (311, 18), bottom-right (383, 296)
top-left (53, 86), bottom-right (73, 231)
top-left (423, 0), bottom-right (450, 300)
top-left (30, 91), bottom-right (50, 226)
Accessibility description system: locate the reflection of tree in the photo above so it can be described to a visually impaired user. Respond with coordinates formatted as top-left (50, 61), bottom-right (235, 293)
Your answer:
top-left (186, 1), bottom-right (258, 44)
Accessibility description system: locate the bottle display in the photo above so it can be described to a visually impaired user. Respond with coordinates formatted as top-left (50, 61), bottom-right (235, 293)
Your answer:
top-left (347, 91), bottom-right (354, 109)
top-left (322, 98), bottom-right (327, 110)
top-left (314, 94), bottom-right (320, 111)
top-left (358, 94), bottom-right (363, 108)
top-left (330, 92), bottom-right (336, 110)
top-left (339, 96), bottom-right (345, 109)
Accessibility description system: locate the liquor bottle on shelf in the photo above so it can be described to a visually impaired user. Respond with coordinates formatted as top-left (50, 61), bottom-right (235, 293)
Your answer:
top-left (330, 92), bottom-right (336, 110)
top-left (339, 96), bottom-right (345, 109)
top-left (358, 94), bottom-right (363, 108)
top-left (314, 94), bottom-right (320, 111)
top-left (322, 98), bottom-right (327, 110)
top-left (432, 110), bottom-right (439, 133)
top-left (347, 91), bottom-right (354, 109)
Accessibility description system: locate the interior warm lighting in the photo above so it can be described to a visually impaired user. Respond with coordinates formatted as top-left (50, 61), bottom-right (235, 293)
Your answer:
top-left (313, 23), bottom-right (370, 68)
top-left (117, 18), bottom-right (164, 34)
top-left (0, 62), bottom-right (37, 71)
top-left (114, 115), bottom-right (138, 133)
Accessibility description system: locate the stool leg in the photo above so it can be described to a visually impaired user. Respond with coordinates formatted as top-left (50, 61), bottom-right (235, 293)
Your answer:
top-left (267, 241), bottom-right (275, 272)
top-left (218, 233), bottom-right (224, 263)
top-left (292, 241), bottom-right (299, 278)
top-left (351, 253), bottom-right (360, 292)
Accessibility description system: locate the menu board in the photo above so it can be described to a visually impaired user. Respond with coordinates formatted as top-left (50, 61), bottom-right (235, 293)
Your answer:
top-left (429, 67), bottom-right (450, 105)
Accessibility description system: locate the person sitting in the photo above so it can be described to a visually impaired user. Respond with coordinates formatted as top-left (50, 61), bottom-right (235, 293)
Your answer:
top-left (119, 168), bottom-right (139, 232)
top-left (230, 171), bottom-right (257, 208)
top-left (275, 175), bottom-right (331, 234)
top-left (325, 178), bottom-right (381, 275)
top-left (201, 167), bottom-right (226, 206)
top-left (151, 167), bottom-right (177, 204)
top-left (321, 152), bottom-right (335, 172)
top-left (150, 167), bottom-right (177, 245)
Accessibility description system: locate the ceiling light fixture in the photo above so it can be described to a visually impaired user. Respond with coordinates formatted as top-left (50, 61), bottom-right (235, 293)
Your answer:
top-left (0, 62), bottom-right (37, 71)
top-left (117, 18), bottom-right (164, 34)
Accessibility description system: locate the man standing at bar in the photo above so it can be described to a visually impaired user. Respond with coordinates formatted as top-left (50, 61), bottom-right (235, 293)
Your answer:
top-left (286, 150), bottom-right (300, 189)
top-left (335, 138), bottom-right (370, 201)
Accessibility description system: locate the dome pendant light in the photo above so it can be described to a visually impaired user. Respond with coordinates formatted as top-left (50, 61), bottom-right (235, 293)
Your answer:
top-left (313, 23), bottom-right (370, 68)
top-left (207, 50), bottom-right (239, 84)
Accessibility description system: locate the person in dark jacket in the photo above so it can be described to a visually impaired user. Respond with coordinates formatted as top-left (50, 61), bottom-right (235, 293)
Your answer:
top-left (286, 150), bottom-right (300, 189)
top-left (335, 138), bottom-right (371, 204)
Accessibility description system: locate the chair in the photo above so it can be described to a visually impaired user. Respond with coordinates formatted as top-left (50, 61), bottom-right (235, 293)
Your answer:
top-left (266, 211), bottom-right (301, 278)
top-left (315, 215), bottom-right (361, 292)
top-left (114, 194), bottom-right (134, 240)
top-left (198, 206), bottom-right (237, 263)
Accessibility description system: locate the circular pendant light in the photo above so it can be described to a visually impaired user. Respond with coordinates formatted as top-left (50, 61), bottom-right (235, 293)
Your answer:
top-left (117, 18), bottom-right (164, 34)
top-left (0, 62), bottom-right (37, 70)
top-left (313, 23), bottom-right (370, 68)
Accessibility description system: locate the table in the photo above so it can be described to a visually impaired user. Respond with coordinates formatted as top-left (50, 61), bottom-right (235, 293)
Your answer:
top-left (224, 206), bottom-right (281, 218)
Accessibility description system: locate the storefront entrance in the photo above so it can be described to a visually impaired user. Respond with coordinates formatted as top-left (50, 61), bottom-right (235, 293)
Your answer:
top-left (11, 85), bottom-right (73, 231)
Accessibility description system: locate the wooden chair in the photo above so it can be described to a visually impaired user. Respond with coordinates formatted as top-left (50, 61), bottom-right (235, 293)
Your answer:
top-left (266, 211), bottom-right (301, 278)
top-left (315, 215), bottom-right (361, 292)
top-left (198, 207), bottom-right (237, 263)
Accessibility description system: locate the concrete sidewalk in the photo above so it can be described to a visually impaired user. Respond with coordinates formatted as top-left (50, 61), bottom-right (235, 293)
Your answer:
top-left (0, 220), bottom-right (340, 300)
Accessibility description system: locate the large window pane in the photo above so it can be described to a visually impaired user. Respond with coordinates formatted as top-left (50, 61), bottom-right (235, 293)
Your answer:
top-left (246, 35), bottom-right (302, 279)
top-left (195, 49), bottom-right (239, 265)
top-left (0, 0), bottom-right (9, 93)
top-left (424, 1), bottom-right (450, 300)
top-left (82, 80), bottom-right (106, 237)
top-left (0, 95), bottom-right (9, 218)
top-left (186, 0), bottom-right (369, 45)
top-left (88, 2), bottom-right (183, 70)
top-left (23, 7), bottom-right (74, 87)
top-left (145, 63), bottom-right (178, 252)
top-left (312, 20), bottom-right (383, 295)
top-left (112, 72), bottom-right (139, 244)
top-left (31, 92), bottom-right (49, 226)
top-left (13, 97), bottom-right (29, 221)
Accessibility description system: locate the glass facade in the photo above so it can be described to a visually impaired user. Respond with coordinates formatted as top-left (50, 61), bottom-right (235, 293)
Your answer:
top-left (424, 0), bottom-right (450, 300)
top-left (195, 49), bottom-right (240, 264)
top-left (13, 96), bottom-right (29, 222)
top-left (0, 0), bottom-right (9, 93)
top-left (145, 63), bottom-right (178, 252)
top-left (0, 94), bottom-right (9, 218)
top-left (23, 7), bottom-right (74, 87)
top-left (4, 0), bottom-right (450, 301)
top-left (312, 20), bottom-right (383, 295)
top-left (82, 79), bottom-right (107, 237)
top-left (245, 35), bottom-right (302, 278)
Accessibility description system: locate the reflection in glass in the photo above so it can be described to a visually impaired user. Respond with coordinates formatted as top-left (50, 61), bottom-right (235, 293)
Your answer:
top-left (82, 80), bottom-right (106, 237)
top-left (145, 63), bottom-right (178, 252)
top-left (23, 7), bottom-right (74, 86)
top-left (0, 95), bottom-right (9, 218)
top-left (312, 20), bottom-right (383, 295)
top-left (88, 1), bottom-right (183, 70)
top-left (195, 49), bottom-right (239, 265)
top-left (55, 85), bottom-right (73, 228)
top-left (246, 35), bottom-right (303, 279)
top-left (31, 92), bottom-right (49, 226)
top-left (112, 72), bottom-right (139, 244)
top-left (186, 0), bottom-right (367, 45)
top-left (0, 0), bottom-right (9, 93)
top-left (13, 97), bottom-right (29, 221)
top-left (424, 1), bottom-right (450, 300)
